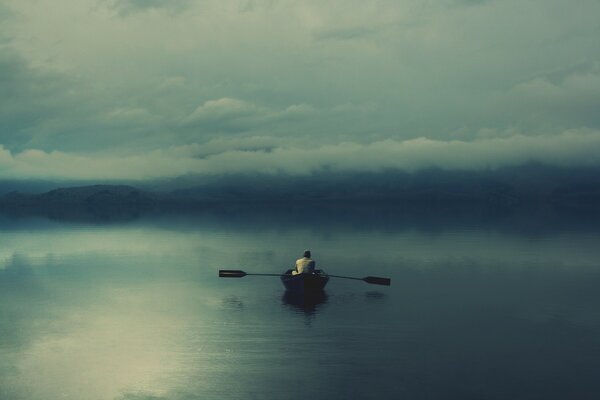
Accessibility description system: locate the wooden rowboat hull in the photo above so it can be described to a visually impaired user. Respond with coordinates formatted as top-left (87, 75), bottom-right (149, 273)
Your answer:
top-left (280, 269), bottom-right (329, 293)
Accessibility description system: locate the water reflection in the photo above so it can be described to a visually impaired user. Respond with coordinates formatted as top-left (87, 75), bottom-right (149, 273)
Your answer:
top-left (282, 291), bottom-right (328, 315)
top-left (364, 291), bottom-right (387, 304)
top-left (221, 296), bottom-right (245, 311)
top-left (1, 209), bottom-right (600, 400)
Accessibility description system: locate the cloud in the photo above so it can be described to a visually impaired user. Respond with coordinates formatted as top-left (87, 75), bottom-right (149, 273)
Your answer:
top-left (0, 48), bottom-right (78, 150)
top-left (1, 0), bottom-right (600, 161)
top-left (1, 130), bottom-right (599, 181)
top-left (182, 98), bottom-right (317, 132)
top-left (452, 0), bottom-right (494, 7)
top-left (184, 98), bottom-right (264, 125)
top-left (107, 0), bottom-right (192, 15)
top-left (116, 393), bottom-right (167, 400)
top-left (0, 43), bottom-right (156, 153)
top-left (0, 3), bottom-right (14, 22)
top-left (105, 107), bottom-right (157, 123)
top-left (504, 69), bottom-right (600, 129)
top-left (181, 136), bottom-right (288, 158)
top-left (511, 72), bottom-right (600, 107)
top-left (313, 26), bottom-right (377, 41)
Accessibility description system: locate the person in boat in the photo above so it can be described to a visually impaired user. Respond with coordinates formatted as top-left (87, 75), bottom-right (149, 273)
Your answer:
top-left (292, 250), bottom-right (316, 275)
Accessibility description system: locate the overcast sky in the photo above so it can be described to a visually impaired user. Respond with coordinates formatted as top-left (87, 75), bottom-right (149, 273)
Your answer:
top-left (1, 0), bottom-right (600, 181)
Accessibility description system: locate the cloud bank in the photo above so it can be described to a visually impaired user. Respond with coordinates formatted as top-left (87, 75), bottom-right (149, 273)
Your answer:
top-left (1, 130), bottom-right (599, 181)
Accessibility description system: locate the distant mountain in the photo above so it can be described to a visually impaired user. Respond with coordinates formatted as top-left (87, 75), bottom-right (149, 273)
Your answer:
top-left (1, 164), bottom-right (600, 219)
top-left (166, 164), bottom-right (600, 207)
top-left (1, 184), bottom-right (156, 206)
top-left (0, 185), bottom-right (163, 222)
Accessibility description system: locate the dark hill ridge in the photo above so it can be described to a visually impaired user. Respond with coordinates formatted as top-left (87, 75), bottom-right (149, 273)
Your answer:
top-left (0, 185), bottom-right (164, 222)
top-left (42, 185), bottom-right (151, 204)
top-left (1, 185), bottom-right (157, 208)
top-left (166, 164), bottom-right (600, 206)
top-left (1, 164), bottom-right (600, 211)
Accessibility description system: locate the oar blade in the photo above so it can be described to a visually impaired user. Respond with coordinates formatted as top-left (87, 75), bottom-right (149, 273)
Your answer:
top-left (219, 270), bottom-right (247, 278)
top-left (363, 276), bottom-right (391, 286)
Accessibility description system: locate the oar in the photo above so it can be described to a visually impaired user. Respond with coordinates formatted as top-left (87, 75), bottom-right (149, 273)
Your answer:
top-left (328, 274), bottom-right (391, 286)
top-left (219, 270), bottom-right (283, 278)
top-left (219, 269), bottom-right (391, 286)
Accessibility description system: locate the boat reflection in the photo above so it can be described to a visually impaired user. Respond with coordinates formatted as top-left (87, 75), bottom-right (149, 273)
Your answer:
top-left (282, 290), bottom-right (328, 315)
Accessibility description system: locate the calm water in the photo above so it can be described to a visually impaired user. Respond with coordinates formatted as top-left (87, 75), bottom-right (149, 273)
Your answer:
top-left (1, 206), bottom-right (600, 400)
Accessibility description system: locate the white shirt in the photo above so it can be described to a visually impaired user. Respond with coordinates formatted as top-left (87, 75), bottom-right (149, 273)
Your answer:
top-left (294, 257), bottom-right (316, 274)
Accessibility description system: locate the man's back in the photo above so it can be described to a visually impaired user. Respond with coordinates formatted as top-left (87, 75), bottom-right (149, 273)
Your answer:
top-left (295, 257), bottom-right (316, 274)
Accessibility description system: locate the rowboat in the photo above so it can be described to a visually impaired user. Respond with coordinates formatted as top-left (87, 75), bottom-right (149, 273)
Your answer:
top-left (280, 269), bottom-right (329, 293)
top-left (219, 269), bottom-right (389, 289)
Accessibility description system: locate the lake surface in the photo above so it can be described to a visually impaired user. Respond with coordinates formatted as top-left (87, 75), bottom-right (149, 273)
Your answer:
top-left (1, 205), bottom-right (600, 400)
